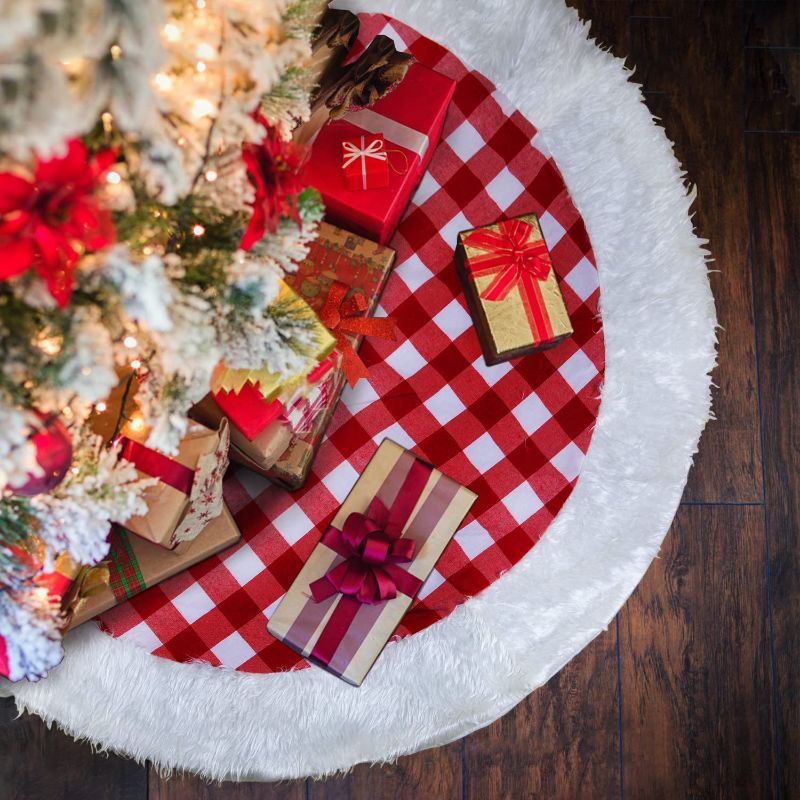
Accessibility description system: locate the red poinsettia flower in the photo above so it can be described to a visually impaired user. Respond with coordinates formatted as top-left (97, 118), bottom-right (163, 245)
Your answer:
top-left (241, 115), bottom-right (307, 251)
top-left (0, 139), bottom-right (117, 308)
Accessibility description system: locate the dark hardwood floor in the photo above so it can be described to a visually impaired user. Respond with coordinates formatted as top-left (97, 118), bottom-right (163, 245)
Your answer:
top-left (2, 1), bottom-right (797, 797)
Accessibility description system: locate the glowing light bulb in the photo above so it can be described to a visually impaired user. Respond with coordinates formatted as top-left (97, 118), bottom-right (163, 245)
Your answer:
top-left (130, 359), bottom-right (142, 370)
top-left (192, 224), bottom-right (205, 236)
top-left (106, 170), bottom-right (121, 185)
top-left (163, 23), bottom-right (180, 42)
top-left (192, 98), bottom-right (215, 118)
top-left (205, 169), bottom-right (218, 182)
top-left (123, 335), bottom-right (138, 349)
top-left (154, 72), bottom-right (172, 91)
top-left (196, 60), bottom-right (207, 73)
top-left (110, 44), bottom-right (122, 60)
top-left (196, 43), bottom-right (215, 60)
top-left (36, 335), bottom-right (62, 356)
top-left (95, 401), bottom-right (107, 413)
top-left (101, 111), bottom-right (113, 132)
top-left (130, 417), bottom-right (144, 432)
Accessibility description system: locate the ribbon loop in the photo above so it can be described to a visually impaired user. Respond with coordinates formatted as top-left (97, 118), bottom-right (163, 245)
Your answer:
top-left (320, 281), bottom-right (396, 386)
top-left (342, 135), bottom-right (388, 190)
top-left (309, 458), bottom-right (431, 606)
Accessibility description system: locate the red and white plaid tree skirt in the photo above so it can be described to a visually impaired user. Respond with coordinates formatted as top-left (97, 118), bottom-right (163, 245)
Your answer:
top-left (98, 15), bottom-right (605, 674)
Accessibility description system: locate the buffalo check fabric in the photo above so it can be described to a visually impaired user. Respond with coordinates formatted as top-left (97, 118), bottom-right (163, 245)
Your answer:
top-left (98, 15), bottom-right (605, 673)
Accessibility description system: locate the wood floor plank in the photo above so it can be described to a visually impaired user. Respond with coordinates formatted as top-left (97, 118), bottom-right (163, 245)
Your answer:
top-left (745, 48), bottom-right (800, 132)
top-left (149, 772), bottom-right (305, 800)
top-left (309, 743), bottom-right (462, 800)
top-left (0, 697), bottom-right (147, 800)
top-left (628, 4), bottom-right (762, 503)
top-left (746, 131), bottom-right (800, 799)
top-left (744, 0), bottom-right (800, 47)
top-left (619, 505), bottom-right (775, 799)
top-left (463, 628), bottom-right (620, 800)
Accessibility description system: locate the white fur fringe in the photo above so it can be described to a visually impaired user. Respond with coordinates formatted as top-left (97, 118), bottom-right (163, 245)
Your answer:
top-left (1, 0), bottom-right (716, 782)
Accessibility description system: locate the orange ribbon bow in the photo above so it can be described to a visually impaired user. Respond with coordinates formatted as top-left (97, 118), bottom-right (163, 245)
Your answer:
top-left (320, 281), bottom-right (396, 386)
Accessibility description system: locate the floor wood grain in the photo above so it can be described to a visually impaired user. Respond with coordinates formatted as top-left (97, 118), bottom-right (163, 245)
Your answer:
top-left (4, 1), bottom-right (796, 797)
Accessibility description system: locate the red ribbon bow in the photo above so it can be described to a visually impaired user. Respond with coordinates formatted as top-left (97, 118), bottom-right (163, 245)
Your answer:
top-left (320, 281), bottom-right (396, 386)
top-left (462, 217), bottom-right (555, 343)
top-left (309, 459), bottom-right (431, 606)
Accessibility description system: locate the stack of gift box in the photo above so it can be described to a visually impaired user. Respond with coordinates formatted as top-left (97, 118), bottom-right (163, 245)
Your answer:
top-left (18, 12), bottom-right (579, 685)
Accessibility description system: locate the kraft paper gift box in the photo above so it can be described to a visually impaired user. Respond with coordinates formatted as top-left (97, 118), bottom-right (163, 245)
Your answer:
top-left (117, 418), bottom-right (230, 551)
top-left (454, 212), bottom-right (573, 365)
top-left (304, 61), bottom-right (456, 244)
top-left (265, 222), bottom-right (397, 489)
top-left (65, 503), bottom-right (241, 628)
top-left (267, 439), bottom-right (477, 685)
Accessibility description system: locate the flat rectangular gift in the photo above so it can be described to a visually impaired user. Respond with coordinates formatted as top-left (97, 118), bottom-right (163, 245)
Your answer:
top-left (454, 213), bottom-right (573, 365)
top-left (118, 418), bottom-right (229, 550)
top-left (265, 222), bottom-right (396, 489)
top-left (304, 61), bottom-right (456, 244)
top-left (267, 439), bottom-right (477, 685)
top-left (66, 504), bottom-right (241, 628)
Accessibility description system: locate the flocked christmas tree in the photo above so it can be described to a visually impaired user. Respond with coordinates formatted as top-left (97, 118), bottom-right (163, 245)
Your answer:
top-left (0, 0), bottom-right (328, 681)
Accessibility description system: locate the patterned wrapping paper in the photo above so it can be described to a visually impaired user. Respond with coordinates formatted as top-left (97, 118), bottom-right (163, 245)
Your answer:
top-left (68, 504), bottom-right (241, 628)
top-left (455, 213), bottom-right (573, 364)
top-left (266, 222), bottom-right (396, 489)
top-left (267, 439), bottom-right (476, 685)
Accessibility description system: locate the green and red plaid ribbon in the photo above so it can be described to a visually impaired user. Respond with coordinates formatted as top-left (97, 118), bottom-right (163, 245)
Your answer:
top-left (108, 525), bottom-right (147, 601)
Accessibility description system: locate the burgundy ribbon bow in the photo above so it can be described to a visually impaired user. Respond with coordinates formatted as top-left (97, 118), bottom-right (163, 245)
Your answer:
top-left (310, 459), bottom-right (431, 606)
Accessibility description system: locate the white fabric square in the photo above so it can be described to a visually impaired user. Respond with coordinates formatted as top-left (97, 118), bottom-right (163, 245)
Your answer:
top-left (558, 349), bottom-right (598, 393)
top-left (342, 378), bottom-right (379, 412)
top-left (271, 505), bottom-right (314, 546)
top-left (539, 210), bottom-right (566, 248)
top-left (492, 89), bottom-right (515, 117)
top-left (323, 459), bottom-right (360, 503)
top-left (172, 583), bottom-right (216, 624)
top-left (485, 167), bottom-right (526, 210)
top-left (412, 171), bottom-right (441, 206)
top-left (446, 119), bottom-right (485, 162)
top-left (564, 256), bottom-right (599, 302)
top-left (513, 391), bottom-right (552, 435)
top-left (472, 355), bottom-right (513, 387)
top-left (532, 132), bottom-right (552, 159)
top-left (379, 22), bottom-right (408, 52)
top-left (385, 339), bottom-right (427, 379)
top-left (211, 631), bottom-right (256, 669)
top-left (503, 482), bottom-right (544, 524)
top-left (551, 442), bottom-right (584, 482)
top-left (119, 620), bottom-right (162, 651)
top-left (236, 469), bottom-right (270, 499)
top-left (395, 253), bottom-right (434, 292)
top-left (223, 544), bottom-right (263, 586)
top-left (433, 298), bottom-right (473, 340)
top-left (417, 568), bottom-right (445, 600)
top-left (455, 519), bottom-right (496, 561)
top-left (374, 422), bottom-right (416, 450)
top-left (426, 385), bottom-right (466, 425)
top-left (464, 432), bottom-right (505, 473)
top-left (439, 211), bottom-right (472, 248)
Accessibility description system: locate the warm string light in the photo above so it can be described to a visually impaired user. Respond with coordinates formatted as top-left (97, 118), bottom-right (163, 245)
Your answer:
top-left (106, 171), bottom-right (121, 185)
top-left (101, 111), bottom-right (113, 133)
top-left (123, 335), bottom-right (138, 349)
top-left (130, 359), bottom-right (142, 370)
top-left (192, 98), bottom-right (215, 119)
top-left (192, 224), bottom-right (206, 237)
top-left (163, 23), bottom-right (180, 42)
top-left (204, 169), bottom-right (218, 182)
top-left (110, 44), bottom-right (122, 60)
top-left (95, 401), bottom-right (107, 413)
top-left (154, 72), bottom-right (172, 91)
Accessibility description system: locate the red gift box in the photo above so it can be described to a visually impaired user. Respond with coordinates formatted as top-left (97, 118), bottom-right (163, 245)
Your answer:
top-left (342, 133), bottom-right (389, 190)
top-left (305, 61), bottom-right (456, 244)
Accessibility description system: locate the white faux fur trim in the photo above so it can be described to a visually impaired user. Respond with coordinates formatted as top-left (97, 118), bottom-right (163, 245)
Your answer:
top-left (2, 0), bottom-right (716, 781)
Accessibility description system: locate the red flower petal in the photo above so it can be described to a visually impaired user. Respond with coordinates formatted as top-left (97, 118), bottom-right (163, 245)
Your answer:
top-left (0, 237), bottom-right (36, 278)
top-left (0, 173), bottom-right (35, 215)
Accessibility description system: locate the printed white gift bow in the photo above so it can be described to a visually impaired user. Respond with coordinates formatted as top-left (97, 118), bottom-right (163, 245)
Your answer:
top-left (342, 135), bottom-right (388, 189)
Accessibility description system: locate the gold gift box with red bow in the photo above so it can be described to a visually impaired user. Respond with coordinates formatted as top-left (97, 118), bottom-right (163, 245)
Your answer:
top-left (455, 212), bottom-right (573, 365)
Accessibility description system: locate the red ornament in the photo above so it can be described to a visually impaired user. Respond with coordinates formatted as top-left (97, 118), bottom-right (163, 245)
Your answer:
top-left (0, 139), bottom-right (117, 308)
top-left (241, 115), bottom-right (307, 251)
top-left (10, 412), bottom-right (73, 497)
